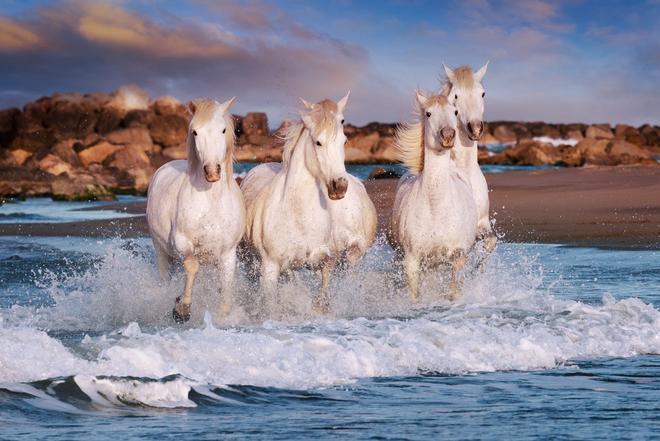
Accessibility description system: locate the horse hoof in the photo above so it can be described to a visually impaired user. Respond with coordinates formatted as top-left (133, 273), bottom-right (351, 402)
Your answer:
top-left (172, 308), bottom-right (190, 323)
top-left (173, 297), bottom-right (191, 323)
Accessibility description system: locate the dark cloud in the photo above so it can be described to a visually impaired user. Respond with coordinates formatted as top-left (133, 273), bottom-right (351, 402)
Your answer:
top-left (0, 0), bottom-right (405, 124)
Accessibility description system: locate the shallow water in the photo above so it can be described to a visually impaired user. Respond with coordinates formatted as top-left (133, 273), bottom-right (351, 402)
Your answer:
top-left (0, 236), bottom-right (658, 439)
top-left (0, 196), bottom-right (143, 224)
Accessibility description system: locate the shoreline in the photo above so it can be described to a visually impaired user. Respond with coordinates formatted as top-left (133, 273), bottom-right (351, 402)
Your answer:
top-left (0, 166), bottom-right (658, 250)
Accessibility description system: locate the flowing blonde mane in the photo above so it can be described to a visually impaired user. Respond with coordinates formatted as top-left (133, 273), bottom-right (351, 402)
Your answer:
top-left (187, 98), bottom-right (236, 182)
top-left (281, 99), bottom-right (340, 167)
top-left (395, 94), bottom-right (448, 175)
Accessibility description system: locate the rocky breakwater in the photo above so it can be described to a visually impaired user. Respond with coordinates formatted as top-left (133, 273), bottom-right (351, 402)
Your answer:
top-left (480, 121), bottom-right (660, 167)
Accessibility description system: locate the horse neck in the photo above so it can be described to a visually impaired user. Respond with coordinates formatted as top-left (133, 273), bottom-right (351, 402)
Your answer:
top-left (420, 145), bottom-right (452, 189)
top-left (283, 130), bottom-right (320, 192)
top-left (453, 126), bottom-right (479, 171)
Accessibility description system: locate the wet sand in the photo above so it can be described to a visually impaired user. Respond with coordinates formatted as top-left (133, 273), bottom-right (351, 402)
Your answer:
top-left (1, 166), bottom-right (658, 249)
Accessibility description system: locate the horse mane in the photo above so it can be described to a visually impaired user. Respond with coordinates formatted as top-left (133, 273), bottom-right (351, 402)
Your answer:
top-left (395, 94), bottom-right (448, 175)
top-left (281, 99), bottom-right (340, 168)
top-left (186, 98), bottom-right (236, 182)
top-left (441, 65), bottom-right (475, 92)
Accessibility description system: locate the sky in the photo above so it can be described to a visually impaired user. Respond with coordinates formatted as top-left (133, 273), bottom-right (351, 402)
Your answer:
top-left (0, 0), bottom-right (658, 126)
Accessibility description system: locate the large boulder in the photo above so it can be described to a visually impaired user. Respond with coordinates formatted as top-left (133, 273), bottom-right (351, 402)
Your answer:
top-left (148, 113), bottom-right (188, 147)
top-left (575, 138), bottom-right (612, 164)
top-left (566, 129), bottom-right (584, 141)
top-left (504, 140), bottom-right (561, 165)
top-left (241, 112), bottom-right (270, 145)
top-left (37, 154), bottom-right (73, 176)
top-left (105, 145), bottom-right (153, 192)
top-left (152, 96), bottom-right (185, 115)
top-left (95, 107), bottom-right (123, 134)
top-left (585, 124), bottom-right (613, 140)
top-left (106, 127), bottom-right (158, 154)
top-left (615, 124), bottom-right (644, 146)
top-left (492, 125), bottom-right (517, 143)
top-left (51, 173), bottom-right (114, 201)
top-left (51, 139), bottom-right (82, 166)
top-left (348, 132), bottom-right (380, 152)
top-left (41, 94), bottom-right (98, 140)
top-left (162, 143), bottom-right (187, 160)
top-left (608, 140), bottom-right (653, 164)
top-left (78, 141), bottom-right (122, 167)
top-left (0, 166), bottom-right (53, 198)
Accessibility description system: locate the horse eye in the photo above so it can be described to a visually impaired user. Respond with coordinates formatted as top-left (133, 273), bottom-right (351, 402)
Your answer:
top-left (455, 110), bottom-right (458, 116)
top-left (222, 128), bottom-right (226, 134)
top-left (426, 111), bottom-right (431, 117)
top-left (454, 94), bottom-right (458, 100)
top-left (192, 130), bottom-right (197, 136)
top-left (482, 92), bottom-right (485, 98)
top-left (316, 141), bottom-right (322, 147)
top-left (341, 119), bottom-right (345, 124)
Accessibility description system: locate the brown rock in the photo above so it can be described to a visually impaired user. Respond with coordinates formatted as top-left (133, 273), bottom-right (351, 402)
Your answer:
top-left (41, 94), bottom-right (97, 140)
top-left (149, 114), bottom-right (188, 147)
top-left (0, 166), bottom-right (53, 198)
top-left (241, 112), bottom-right (269, 144)
top-left (78, 141), bottom-right (122, 167)
top-left (51, 173), bottom-right (114, 201)
top-left (493, 125), bottom-right (517, 143)
top-left (345, 147), bottom-right (372, 163)
top-left (614, 124), bottom-right (645, 146)
top-left (106, 145), bottom-right (153, 192)
top-left (566, 130), bottom-right (584, 141)
top-left (478, 133), bottom-right (499, 146)
top-left (38, 154), bottom-right (73, 176)
top-left (122, 109), bottom-right (153, 128)
top-left (557, 145), bottom-right (584, 167)
top-left (152, 96), bottom-right (184, 115)
top-left (608, 140), bottom-right (652, 162)
top-left (504, 140), bottom-right (561, 165)
top-left (575, 138), bottom-right (612, 165)
top-left (51, 139), bottom-right (82, 165)
top-left (585, 125), bottom-right (613, 139)
top-left (348, 132), bottom-right (380, 152)
top-left (106, 127), bottom-right (157, 154)
top-left (95, 107), bottom-right (123, 134)
top-left (10, 149), bottom-right (32, 166)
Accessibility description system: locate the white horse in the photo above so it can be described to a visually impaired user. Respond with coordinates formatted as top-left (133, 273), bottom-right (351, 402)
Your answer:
top-left (442, 62), bottom-right (496, 251)
top-left (389, 91), bottom-right (478, 301)
top-left (240, 93), bottom-right (376, 312)
top-left (146, 98), bottom-right (245, 323)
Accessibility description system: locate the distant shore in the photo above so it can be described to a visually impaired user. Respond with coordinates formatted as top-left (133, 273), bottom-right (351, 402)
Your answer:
top-left (1, 166), bottom-right (658, 249)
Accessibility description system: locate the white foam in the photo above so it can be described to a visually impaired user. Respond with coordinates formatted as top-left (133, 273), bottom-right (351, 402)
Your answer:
top-left (533, 136), bottom-right (579, 147)
top-left (0, 239), bottom-right (658, 403)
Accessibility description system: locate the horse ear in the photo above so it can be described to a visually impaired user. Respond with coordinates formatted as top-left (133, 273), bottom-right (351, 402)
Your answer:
top-left (443, 64), bottom-right (456, 84)
top-left (474, 61), bottom-right (489, 82)
top-left (219, 96), bottom-right (236, 113)
top-left (299, 97), bottom-right (314, 110)
top-left (337, 90), bottom-right (350, 113)
top-left (415, 89), bottom-right (428, 108)
top-left (187, 100), bottom-right (197, 116)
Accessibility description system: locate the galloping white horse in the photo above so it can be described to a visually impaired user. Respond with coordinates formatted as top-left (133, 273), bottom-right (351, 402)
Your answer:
top-left (147, 98), bottom-right (245, 323)
top-left (442, 63), bottom-right (496, 251)
top-left (241, 93), bottom-right (376, 312)
top-left (389, 91), bottom-right (478, 301)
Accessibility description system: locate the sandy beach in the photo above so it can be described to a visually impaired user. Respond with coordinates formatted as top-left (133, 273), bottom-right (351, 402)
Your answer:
top-left (1, 166), bottom-right (658, 249)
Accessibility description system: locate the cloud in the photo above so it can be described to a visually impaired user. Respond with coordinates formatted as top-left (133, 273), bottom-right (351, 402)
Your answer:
top-left (0, 0), bottom-right (402, 125)
top-left (0, 17), bottom-right (40, 50)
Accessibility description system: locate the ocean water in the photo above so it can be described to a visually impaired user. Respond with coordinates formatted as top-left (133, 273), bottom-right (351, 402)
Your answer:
top-left (0, 235), bottom-right (658, 439)
top-left (0, 196), bottom-right (143, 224)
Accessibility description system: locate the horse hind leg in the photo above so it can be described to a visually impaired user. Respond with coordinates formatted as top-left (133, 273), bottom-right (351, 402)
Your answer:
top-left (173, 255), bottom-right (199, 323)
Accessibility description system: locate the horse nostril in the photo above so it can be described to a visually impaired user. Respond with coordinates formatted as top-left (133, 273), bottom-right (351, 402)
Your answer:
top-left (216, 164), bottom-right (221, 175)
top-left (467, 122), bottom-right (473, 132)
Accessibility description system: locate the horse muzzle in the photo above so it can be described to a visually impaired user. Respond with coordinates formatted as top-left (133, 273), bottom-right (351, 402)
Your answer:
top-left (467, 120), bottom-right (484, 141)
top-left (327, 177), bottom-right (348, 200)
top-left (203, 164), bottom-right (221, 182)
top-left (440, 127), bottom-right (456, 148)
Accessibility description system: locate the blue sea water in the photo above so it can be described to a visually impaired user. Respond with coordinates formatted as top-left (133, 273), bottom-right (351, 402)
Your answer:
top-left (0, 232), bottom-right (658, 440)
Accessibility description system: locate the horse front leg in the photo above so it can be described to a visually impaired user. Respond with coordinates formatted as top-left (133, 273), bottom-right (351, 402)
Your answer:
top-left (173, 255), bottom-right (199, 323)
top-left (153, 240), bottom-right (172, 281)
top-left (313, 258), bottom-right (335, 314)
top-left (403, 254), bottom-right (420, 302)
top-left (217, 249), bottom-right (237, 318)
top-left (447, 252), bottom-right (466, 301)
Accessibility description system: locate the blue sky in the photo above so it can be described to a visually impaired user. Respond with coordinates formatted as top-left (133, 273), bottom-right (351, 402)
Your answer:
top-left (0, 0), bottom-right (658, 125)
